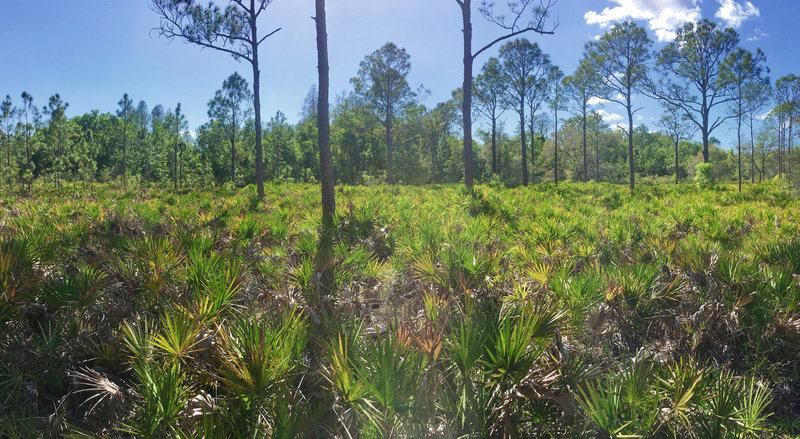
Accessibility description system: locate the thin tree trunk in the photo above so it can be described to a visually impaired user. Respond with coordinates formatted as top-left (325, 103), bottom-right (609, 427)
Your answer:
top-left (520, 102), bottom-right (527, 186)
top-left (627, 96), bottom-right (634, 192)
top-left (251, 3), bottom-right (265, 198)
top-left (595, 126), bottom-right (600, 181)
top-left (582, 109), bottom-right (587, 182)
top-left (230, 111), bottom-right (237, 185)
top-left (672, 138), bottom-right (679, 184)
top-left (386, 118), bottom-right (393, 184)
top-left (778, 115), bottom-right (783, 179)
top-left (702, 96), bottom-right (710, 163)
top-left (231, 137), bottom-right (236, 185)
top-left (530, 113), bottom-right (535, 183)
top-left (173, 140), bottom-right (178, 191)
top-left (750, 114), bottom-right (755, 184)
top-left (554, 104), bottom-right (558, 186)
top-left (737, 116), bottom-right (742, 193)
top-left (275, 132), bottom-right (280, 179)
top-left (789, 120), bottom-right (794, 176)
top-left (491, 116), bottom-right (497, 174)
top-left (122, 116), bottom-right (127, 188)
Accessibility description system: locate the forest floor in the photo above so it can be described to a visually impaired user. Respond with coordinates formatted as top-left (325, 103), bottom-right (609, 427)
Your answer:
top-left (1, 181), bottom-right (799, 437)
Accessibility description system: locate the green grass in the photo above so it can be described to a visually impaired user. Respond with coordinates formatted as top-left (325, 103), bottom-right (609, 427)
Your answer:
top-left (0, 181), bottom-right (798, 437)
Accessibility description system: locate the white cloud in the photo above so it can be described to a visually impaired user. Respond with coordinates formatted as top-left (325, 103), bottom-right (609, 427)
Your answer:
top-left (588, 96), bottom-right (608, 106)
top-left (746, 28), bottom-right (768, 41)
top-left (584, 0), bottom-right (701, 42)
top-left (715, 0), bottom-right (760, 28)
top-left (636, 115), bottom-right (645, 121)
top-left (597, 109), bottom-right (624, 122)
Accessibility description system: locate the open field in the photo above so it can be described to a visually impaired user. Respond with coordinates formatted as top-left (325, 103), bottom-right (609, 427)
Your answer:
top-left (1, 182), bottom-right (799, 437)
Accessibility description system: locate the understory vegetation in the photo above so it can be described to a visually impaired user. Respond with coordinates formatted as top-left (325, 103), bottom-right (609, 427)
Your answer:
top-left (1, 181), bottom-right (799, 438)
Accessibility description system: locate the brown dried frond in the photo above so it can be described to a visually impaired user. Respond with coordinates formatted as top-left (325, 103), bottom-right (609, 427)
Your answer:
top-left (70, 367), bottom-right (125, 415)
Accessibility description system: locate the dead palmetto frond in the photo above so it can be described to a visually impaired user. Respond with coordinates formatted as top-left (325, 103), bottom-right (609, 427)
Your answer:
top-left (70, 367), bottom-right (125, 416)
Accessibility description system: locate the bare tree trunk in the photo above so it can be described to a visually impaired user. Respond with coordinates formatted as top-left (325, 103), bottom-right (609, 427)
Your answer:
top-left (627, 95), bottom-right (634, 192)
top-left (230, 136), bottom-right (236, 185)
top-left (778, 115), bottom-right (784, 179)
top-left (275, 132), bottom-right (280, 179)
top-left (520, 103), bottom-right (527, 186)
top-left (251, 7), bottom-right (265, 198)
top-left (491, 116), bottom-right (497, 174)
top-left (554, 104), bottom-right (558, 186)
top-left (529, 113), bottom-right (535, 183)
top-left (789, 121), bottom-right (794, 176)
top-left (316, 0), bottom-right (335, 297)
top-left (461, 1), bottom-right (474, 189)
top-left (122, 116), bottom-right (127, 188)
top-left (750, 114), bottom-right (755, 184)
top-left (702, 96), bottom-right (710, 163)
top-left (173, 140), bottom-right (178, 191)
top-left (737, 116), bottom-right (742, 193)
top-left (595, 126), bottom-right (600, 181)
top-left (386, 117), bottom-right (394, 184)
top-left (582, 110), bottom-right (587, 182)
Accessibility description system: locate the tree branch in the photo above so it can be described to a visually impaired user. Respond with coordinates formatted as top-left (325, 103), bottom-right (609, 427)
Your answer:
top-left (473, 25), bottom-right (555, 59)
top-left (258, 27), bottom-right (281, 45)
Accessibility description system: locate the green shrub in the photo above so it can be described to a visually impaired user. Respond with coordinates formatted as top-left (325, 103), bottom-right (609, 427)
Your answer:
top-left (694, 162), bottom-right (714, 189)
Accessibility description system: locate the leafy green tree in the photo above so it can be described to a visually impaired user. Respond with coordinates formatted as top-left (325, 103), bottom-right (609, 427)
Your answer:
top-left (18, 92), bottom-right (38, 191)
top-left (454, 0), bottom-right (556, 188)
top-left (652, 19), bottom-right (739, 163)
top-left (721, 48), bottom-right (769, 192)
top-left (755, 114), bottom-right (778, 181)
top-left (474, 58), bottom-right (506, 175)
top-left (117, 93), bottom-right (134, 187)
top-left (1, 95), bottom-right (17, 188)
top-left (266, 111), bottom-right (290, 180)
top-left (72, 123), bottom-right (97, 188)
top-left (44, 94), bottom-right (71, 188)
top-left (744, 76), bottom-right (771, 183)
top-left (423, 98), bottom-right (461, 182)
top-left (351, 42), bottom-right (426, 184)
top-left (774, 74), bottom-right (799, 177)
top-left (564, 59), bottom-right (603, 181)
top-left (524, 48), bottom-right (554, 183)
top-left (658, 106), bottom-right (696, 184)
top-left (499, 38), bottom-right (550, 186)
top-left (331, 95), bottom-right (380, 184)
top-left (585, 21), bottom-right (652, 191)
top-left (587, 110), bottom-right (608, 181)
top-left (549, 66), bottom-right (565, 185)
top-left (165, 103), bottom-right (187, 191)
top-left (208, 72), bottom-right (252, 185)
top-left (150, 0), bottom-right (282, 198)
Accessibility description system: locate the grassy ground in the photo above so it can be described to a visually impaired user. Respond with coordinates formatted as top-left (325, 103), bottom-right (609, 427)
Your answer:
top-left (1, 181), bottom-right (799, 438)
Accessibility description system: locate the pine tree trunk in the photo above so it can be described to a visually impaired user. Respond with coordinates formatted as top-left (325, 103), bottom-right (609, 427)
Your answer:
top-left (251, 8), bottom-right (265, 198)
top-left (520, 102), bottom-right (527, 186)
top-left (491, 116), bottom-right (497, 174)
top-left (627, 96), bottom-right (634, 192)
top-left (316, 0), bottom-right (336, 297)
top-left (386, 117), bottom-right (394, 184)
top-left (554, 105), bottom-right (558, 186)
top-left (675, 139), bottom-right (679, 184)
top-left (461, 1), bottom-right (474, 189)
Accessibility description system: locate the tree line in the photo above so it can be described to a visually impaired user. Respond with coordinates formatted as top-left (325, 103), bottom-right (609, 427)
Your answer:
top-left (1, 3), bottom-right (799, 195)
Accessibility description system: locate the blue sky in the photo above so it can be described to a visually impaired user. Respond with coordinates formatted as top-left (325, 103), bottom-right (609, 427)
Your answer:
top-left (0, 0), bottom-right (793, 147)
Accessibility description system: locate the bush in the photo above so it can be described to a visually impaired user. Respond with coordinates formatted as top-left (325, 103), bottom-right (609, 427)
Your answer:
top-left (694, 162), bottom-right (714, 189)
